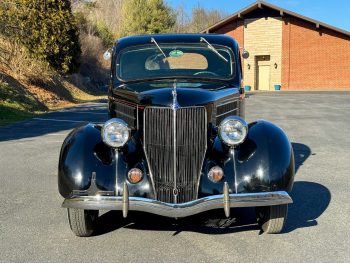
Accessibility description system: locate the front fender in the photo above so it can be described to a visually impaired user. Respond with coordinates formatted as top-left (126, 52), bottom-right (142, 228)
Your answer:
top-left (234, 120), bottom-right (295, 193)
top-left (199, 120), bottom-right (294, 196)
top-left (58, 124), bottom-right (118, 198)
top-left (58, 124), bottom-right (155, 199)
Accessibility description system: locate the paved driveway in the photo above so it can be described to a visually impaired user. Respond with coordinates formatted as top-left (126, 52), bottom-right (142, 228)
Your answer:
top-left (0, 92), bottom-right (349, 262)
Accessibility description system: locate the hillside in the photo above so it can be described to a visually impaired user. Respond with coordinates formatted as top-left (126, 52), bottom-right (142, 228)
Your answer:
top-left (0, 35), bottom-right (106, 126)
top-left (0, 70), bottom-right (104, 126)
top-left (0, 1), bottom-right (108, 126)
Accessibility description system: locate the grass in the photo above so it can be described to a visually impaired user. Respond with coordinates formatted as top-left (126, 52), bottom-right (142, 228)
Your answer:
top-left (0, 104), bottom-right (38, 126)
top-left (0, 79), bottom-right (45, 126)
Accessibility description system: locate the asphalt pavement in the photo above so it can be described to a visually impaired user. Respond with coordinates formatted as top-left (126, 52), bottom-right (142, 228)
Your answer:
top-left (0, 92), bottom-right (349, 262)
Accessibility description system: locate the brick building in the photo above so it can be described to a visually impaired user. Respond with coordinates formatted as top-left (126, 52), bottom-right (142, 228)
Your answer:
top-left (202, 1), bottom-right (350, 90)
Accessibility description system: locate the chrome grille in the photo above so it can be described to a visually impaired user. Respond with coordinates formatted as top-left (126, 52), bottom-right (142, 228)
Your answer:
top-left (115, 103), bottom-right (137, 128)
top-left (144, 107), bottom-right (207, 203)
top-left (216, 101), bottom-right (238, 125)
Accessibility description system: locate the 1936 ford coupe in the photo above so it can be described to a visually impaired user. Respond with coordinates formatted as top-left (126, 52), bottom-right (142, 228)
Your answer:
top-left (58, 34), bottom-right (294, 236)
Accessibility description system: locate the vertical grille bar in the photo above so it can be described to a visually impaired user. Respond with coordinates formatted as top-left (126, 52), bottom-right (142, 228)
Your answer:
top-left (144, 107), bottom-right (207, 203)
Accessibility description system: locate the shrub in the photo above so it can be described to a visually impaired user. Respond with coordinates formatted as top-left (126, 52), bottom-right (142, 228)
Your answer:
top-left (120, 0), bottom-right (176, 36)
top-left (0, 0), bottom-right (81, 73)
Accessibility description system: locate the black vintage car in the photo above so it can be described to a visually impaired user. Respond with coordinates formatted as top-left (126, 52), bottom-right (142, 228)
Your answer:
top-left (58, 34), bottom-right (294, 236)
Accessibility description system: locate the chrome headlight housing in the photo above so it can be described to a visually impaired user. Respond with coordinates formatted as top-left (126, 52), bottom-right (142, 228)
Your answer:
top-left (101, 118), bottom-right (130, 148)
top-left (219, 116), bottom-right (248, 146)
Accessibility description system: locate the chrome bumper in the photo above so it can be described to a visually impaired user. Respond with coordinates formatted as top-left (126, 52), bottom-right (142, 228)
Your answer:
top-left (62, 189), bottom-right (292, 218)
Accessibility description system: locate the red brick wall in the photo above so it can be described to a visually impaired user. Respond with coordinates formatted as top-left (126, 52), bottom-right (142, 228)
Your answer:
top-left (210, 20), bottom-right (245, 76)
top-left (210, 20), bottom-right (244, 48)
top-left (282, 16), bottom-right (350, 89)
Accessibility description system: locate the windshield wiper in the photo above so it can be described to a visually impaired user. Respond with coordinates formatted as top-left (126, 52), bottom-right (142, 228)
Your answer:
top-left (200, 37), bottom-right (228, 63)
top-left (151, 37), bottom-right (166, 58)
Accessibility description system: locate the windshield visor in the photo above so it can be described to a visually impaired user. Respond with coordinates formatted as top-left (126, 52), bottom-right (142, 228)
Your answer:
top-left (117, 44), bottom-right (235, 81)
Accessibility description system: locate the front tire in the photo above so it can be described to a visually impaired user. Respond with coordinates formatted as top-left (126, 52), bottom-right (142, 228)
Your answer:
top-left (67, 208), bottom-right (99, 237)
top-left (256, 204), bottom-right (288, 234)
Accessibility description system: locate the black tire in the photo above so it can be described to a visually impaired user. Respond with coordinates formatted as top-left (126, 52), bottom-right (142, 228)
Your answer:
top-left (256, 204), bottom-right (288, 234)
top-left (67, 208), bottom-right (99, 237)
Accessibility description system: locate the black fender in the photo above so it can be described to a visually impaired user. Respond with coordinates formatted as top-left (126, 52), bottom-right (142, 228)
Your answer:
top-left (58, 124), bottom-right (155, 199)
top-left (199, 120), bottom-right (294, 197)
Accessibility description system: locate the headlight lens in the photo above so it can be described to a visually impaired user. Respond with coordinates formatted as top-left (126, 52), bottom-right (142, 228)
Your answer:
top-left (101, 118), bottom-right (130, 148)
top-left (219, 116), bottom-right (248, 146)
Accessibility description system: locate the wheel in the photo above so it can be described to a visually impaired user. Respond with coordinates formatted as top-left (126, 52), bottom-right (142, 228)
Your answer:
top-left (67, 208), bottom-right (99, 237)
top-left (256, 204), bottom-right (288, 234)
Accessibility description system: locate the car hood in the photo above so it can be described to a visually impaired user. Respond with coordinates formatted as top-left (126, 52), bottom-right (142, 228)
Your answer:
top-left (111, 81), bottom-right (240, 107)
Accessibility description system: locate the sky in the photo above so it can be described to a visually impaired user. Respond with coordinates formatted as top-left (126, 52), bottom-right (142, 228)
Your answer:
top-left (166, 0), bottom-right (350, 32)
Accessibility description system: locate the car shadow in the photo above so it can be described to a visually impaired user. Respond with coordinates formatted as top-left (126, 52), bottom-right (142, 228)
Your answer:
top-left (92, 142), bottom-right (330, 236)
top-left (93, 207), bottom-right (259, 236)
top-left (284, 143), bottom-right (331, 232)
top-left (284, 181), bottom-right (331, 233)
top-left (94, 180), bottom-right (331, 236)
top-left (292, 142), bottom-right (312, 174)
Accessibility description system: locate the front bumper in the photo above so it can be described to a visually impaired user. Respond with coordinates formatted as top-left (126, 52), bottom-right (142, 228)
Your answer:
top-left (62, 187), bottom-right (292, 218)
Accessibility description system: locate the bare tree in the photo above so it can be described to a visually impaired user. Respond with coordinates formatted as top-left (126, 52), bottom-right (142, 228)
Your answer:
top-left (172, 4), bottom-right (226, 33)
top-left (172, 5), bottom-right (191, 33)
top-left (72, 0), bottom-right (124, 38)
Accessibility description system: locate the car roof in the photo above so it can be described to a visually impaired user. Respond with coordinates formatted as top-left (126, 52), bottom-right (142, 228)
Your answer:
top-left (115, 34), bottom-right (239, 51)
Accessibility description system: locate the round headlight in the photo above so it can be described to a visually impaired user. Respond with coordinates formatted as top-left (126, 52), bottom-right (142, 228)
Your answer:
top-left (101, 118), bottom-right (130, 148)
top-left (219, 116), bottom-right (248, 146)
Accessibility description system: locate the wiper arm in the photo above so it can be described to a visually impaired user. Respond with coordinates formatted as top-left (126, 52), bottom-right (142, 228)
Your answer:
top-left (151, 37), bottom-right (166, 58)
top-left (200, 37), bottom-right (228, 63)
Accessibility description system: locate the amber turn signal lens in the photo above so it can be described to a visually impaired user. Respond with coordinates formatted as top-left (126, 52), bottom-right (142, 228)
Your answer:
top-left (208, 166), bottom-right (224, 183)
top-left (127, 168), bottom-right (143, 184)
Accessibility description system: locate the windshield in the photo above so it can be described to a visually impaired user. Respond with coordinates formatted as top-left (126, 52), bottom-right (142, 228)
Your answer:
top-left (117, 43), bottom-right (235, 81)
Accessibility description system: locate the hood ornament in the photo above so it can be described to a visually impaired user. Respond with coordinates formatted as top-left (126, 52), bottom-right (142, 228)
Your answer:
top-left (172, 80), bottom-right (180, 110)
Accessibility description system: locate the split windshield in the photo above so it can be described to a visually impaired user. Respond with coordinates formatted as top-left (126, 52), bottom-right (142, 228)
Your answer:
top-left (117, 42), bottom-right (235, 81)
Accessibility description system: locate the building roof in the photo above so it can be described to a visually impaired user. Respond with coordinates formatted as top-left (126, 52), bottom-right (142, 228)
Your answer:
top-left (201, 0), bottom-right (350, 37)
